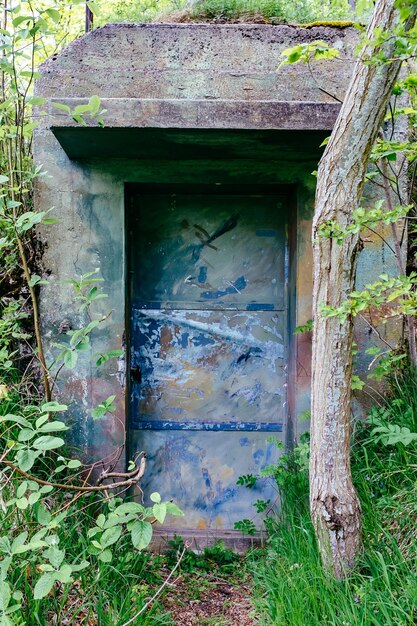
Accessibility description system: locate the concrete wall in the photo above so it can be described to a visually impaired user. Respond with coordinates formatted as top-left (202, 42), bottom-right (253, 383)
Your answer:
top-left (34, 23), bottom-right (398, 477)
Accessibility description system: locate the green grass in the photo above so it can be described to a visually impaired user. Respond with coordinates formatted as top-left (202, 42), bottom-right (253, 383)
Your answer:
top-left (180, 0), bottom-right (352, 24)
top-left (97, 0), bottom-right (354, 26)
top-left (251, 370), bottom-right (417, 626)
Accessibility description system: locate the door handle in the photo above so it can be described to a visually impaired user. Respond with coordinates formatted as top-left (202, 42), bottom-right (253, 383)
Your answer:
top-left (130, 365), bottom-right (142, 384)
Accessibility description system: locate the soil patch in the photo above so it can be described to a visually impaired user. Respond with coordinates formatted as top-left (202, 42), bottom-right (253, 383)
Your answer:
top-left (162, 571), bottom-right (259, 626)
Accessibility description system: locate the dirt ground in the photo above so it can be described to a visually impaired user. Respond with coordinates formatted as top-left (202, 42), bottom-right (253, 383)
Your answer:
top-left (161, 572), bottom-right (259, 626)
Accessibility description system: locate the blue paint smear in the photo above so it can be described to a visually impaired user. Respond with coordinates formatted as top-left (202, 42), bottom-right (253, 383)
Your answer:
top-left (192, 334), bottom-right (215, 347)
top-left (131, 420), bottom-right (283, 432)
top-left (256, 229), bottom-right (278, 237)
top-left (246, 303), bottom-right (274, 311)
top-left (180, 332), bottom-right (189, 348)
top-left (214, 485), bottom-right (236, 505)
top-left (202, 468), bottom-right (212, 490)
top-left (240, 437), bottom-right (250, 447)
top-left (135, 318), bottom-right (159, 347)
top-left (201, 276), bottom-right (246, 300)
top-left (198, 266), bottom-right (208, 283)
top-left (165, 435), bottom-right (202, 465)
top-left (194, 495), bottom-right (208, 511)
top-left (253, 448), bottom-right (265, 465)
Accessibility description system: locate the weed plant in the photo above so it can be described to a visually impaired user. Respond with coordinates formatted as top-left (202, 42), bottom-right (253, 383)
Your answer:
top-left (252, 369), bottom-right (417, 626)
top-left (97, 0), bottom-right (355, 26)
top-left (184, 0), bottom-right (352, 24)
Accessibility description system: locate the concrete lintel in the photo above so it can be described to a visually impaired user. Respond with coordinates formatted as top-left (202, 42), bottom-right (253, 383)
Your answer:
top-left (47, 98), bottom-right (341, 131)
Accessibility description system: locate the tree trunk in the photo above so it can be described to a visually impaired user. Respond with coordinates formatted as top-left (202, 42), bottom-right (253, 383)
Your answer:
top-left (310, 0), bottom-right (417, 579)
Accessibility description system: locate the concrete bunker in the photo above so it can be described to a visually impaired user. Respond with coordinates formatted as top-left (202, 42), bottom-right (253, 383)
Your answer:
top-left (34, 23), bottom-right (397, 546)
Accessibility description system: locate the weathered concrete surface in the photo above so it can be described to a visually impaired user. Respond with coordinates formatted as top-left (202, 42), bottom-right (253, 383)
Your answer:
top-left (38, 23), bottom-right (355, 102)
top-left (33, 23), bottom-right (400, 536)
top-left (46, 98), bottom-right (342, 130)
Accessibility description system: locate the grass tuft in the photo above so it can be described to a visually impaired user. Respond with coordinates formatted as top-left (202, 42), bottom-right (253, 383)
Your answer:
top-left (251, 369), bottom-right (417, 626)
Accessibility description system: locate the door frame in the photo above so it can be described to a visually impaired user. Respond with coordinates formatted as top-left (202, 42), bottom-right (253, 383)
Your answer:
top-left (124, 182), bottom-right (298, 545)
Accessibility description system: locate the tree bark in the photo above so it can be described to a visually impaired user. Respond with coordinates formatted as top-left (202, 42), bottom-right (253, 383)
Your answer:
top-left (310, 0), bottom-right (417, 578)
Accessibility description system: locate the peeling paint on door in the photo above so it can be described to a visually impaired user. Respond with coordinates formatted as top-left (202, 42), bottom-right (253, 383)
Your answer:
top-left (127, 185), bottom-right (291, 530)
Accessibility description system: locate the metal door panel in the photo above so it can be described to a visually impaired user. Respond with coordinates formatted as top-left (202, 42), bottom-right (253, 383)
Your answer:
top-left (129, 192), bottom-right (286, 310)
top-left (130, 430), bottom-right (280, 530)
top-left (127, 186), bottom-right (290, 530)
top-left (131, 308), bottom-right (286, 429)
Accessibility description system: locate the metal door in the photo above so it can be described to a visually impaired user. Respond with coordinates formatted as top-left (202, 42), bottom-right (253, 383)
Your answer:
top-left (127, 185), bottom-right (290, 532)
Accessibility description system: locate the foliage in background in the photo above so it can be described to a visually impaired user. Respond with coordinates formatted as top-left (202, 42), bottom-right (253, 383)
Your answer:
top-left (95, 0), bottom-right (361, 26)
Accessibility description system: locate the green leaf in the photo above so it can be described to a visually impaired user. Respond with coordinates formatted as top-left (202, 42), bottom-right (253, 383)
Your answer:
top-left (1, 414), bottom-right (31, 428)
top-left (41, 402), bottom-right (67, 413)
top-left (70, 560), bottom-right (89, 572)
top-left (91, 405), bottom-right (106, 420)
top-left (56, 563), bottom-right (72, 583)
top-left (0, 537), bottom-right (11, 555)
top-left (0, 175), bottom-right (9, 184)
top-left (16, 497), bottom-right (29, 510)
top-left (67, 459), bottom-right (82, 469)
top-left (96, 514), bottom-right (106, 528)
top-left (98, 549), bottom-right (112, 563)
top-left (15, 448), bottom-right (38, 472)
top-left (64, 349), bottom-right (78, 369)
top-left (0, 581), bottom-right (11, 612)
top-left (45, 8), bottom-right (61, 23)
top-left (11, 532), bottom-right (28, 555)
top-left (39, 485), bottom-right (54, 494)
top-left (86, 1), bottom-right (101, 17)
top-left (38, 421), bottom-right (68, 433)
top-left (43, 546), bottom-right (65, 569)
top-left (38, 564), bottom-right (54, 572)
top-left (28, 492), bottom-right (41, 505)
top-left (351, 375), bottom-right (365, 391)
top-left (18, 428), bottom-right (35, 442)
top-left (73, 103), bottom-right (93, 115)
top-left (34, 572), bottom-right (55, 599)
top-left (0, 556), bottom-right (12, 583)
top-left (89, 95), bottom-right (101, 115)
top-left (27, 96), bottom-right (45, 106)
top-left (33, 436), bottom-right (65, 451)
top-left (12, 15), bottom-right (33, 27)
top-left (52, 102), bottom-right (71, 113)
top-left (37, 504), bottom-right (52, 526)
top-left (16, 480), bottom-right (28, 498)
top-left (152, 502), bottom-right (167, 524)
top-left (150, 492), bottom-right (161, 504)
top-left (95, 349), bottom-right (123, 366)
top-left (130, 521), bottom-right (153, 550)
top-left (28, 274), bottom-right (47, 287)
top-left (100, 525), bottom-right (122, 548)
top-left (113, 502), bottom-right (145, 516)
top-left (165, 502), bottom-right (184, 517)
top-left (36, 414), bottom-right (49, 429)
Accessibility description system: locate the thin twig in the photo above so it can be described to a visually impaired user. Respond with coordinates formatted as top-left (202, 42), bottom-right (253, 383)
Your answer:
top-left (1, 454), bottom-right (146, 493)
top-left (359, 314), bottom-right (395, 350)
top-left (120, 543), bottom-right (189, 626)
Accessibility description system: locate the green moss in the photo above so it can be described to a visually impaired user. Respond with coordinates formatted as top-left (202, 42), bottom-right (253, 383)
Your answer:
top-left (299, 20), bottom-right (354, 28)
